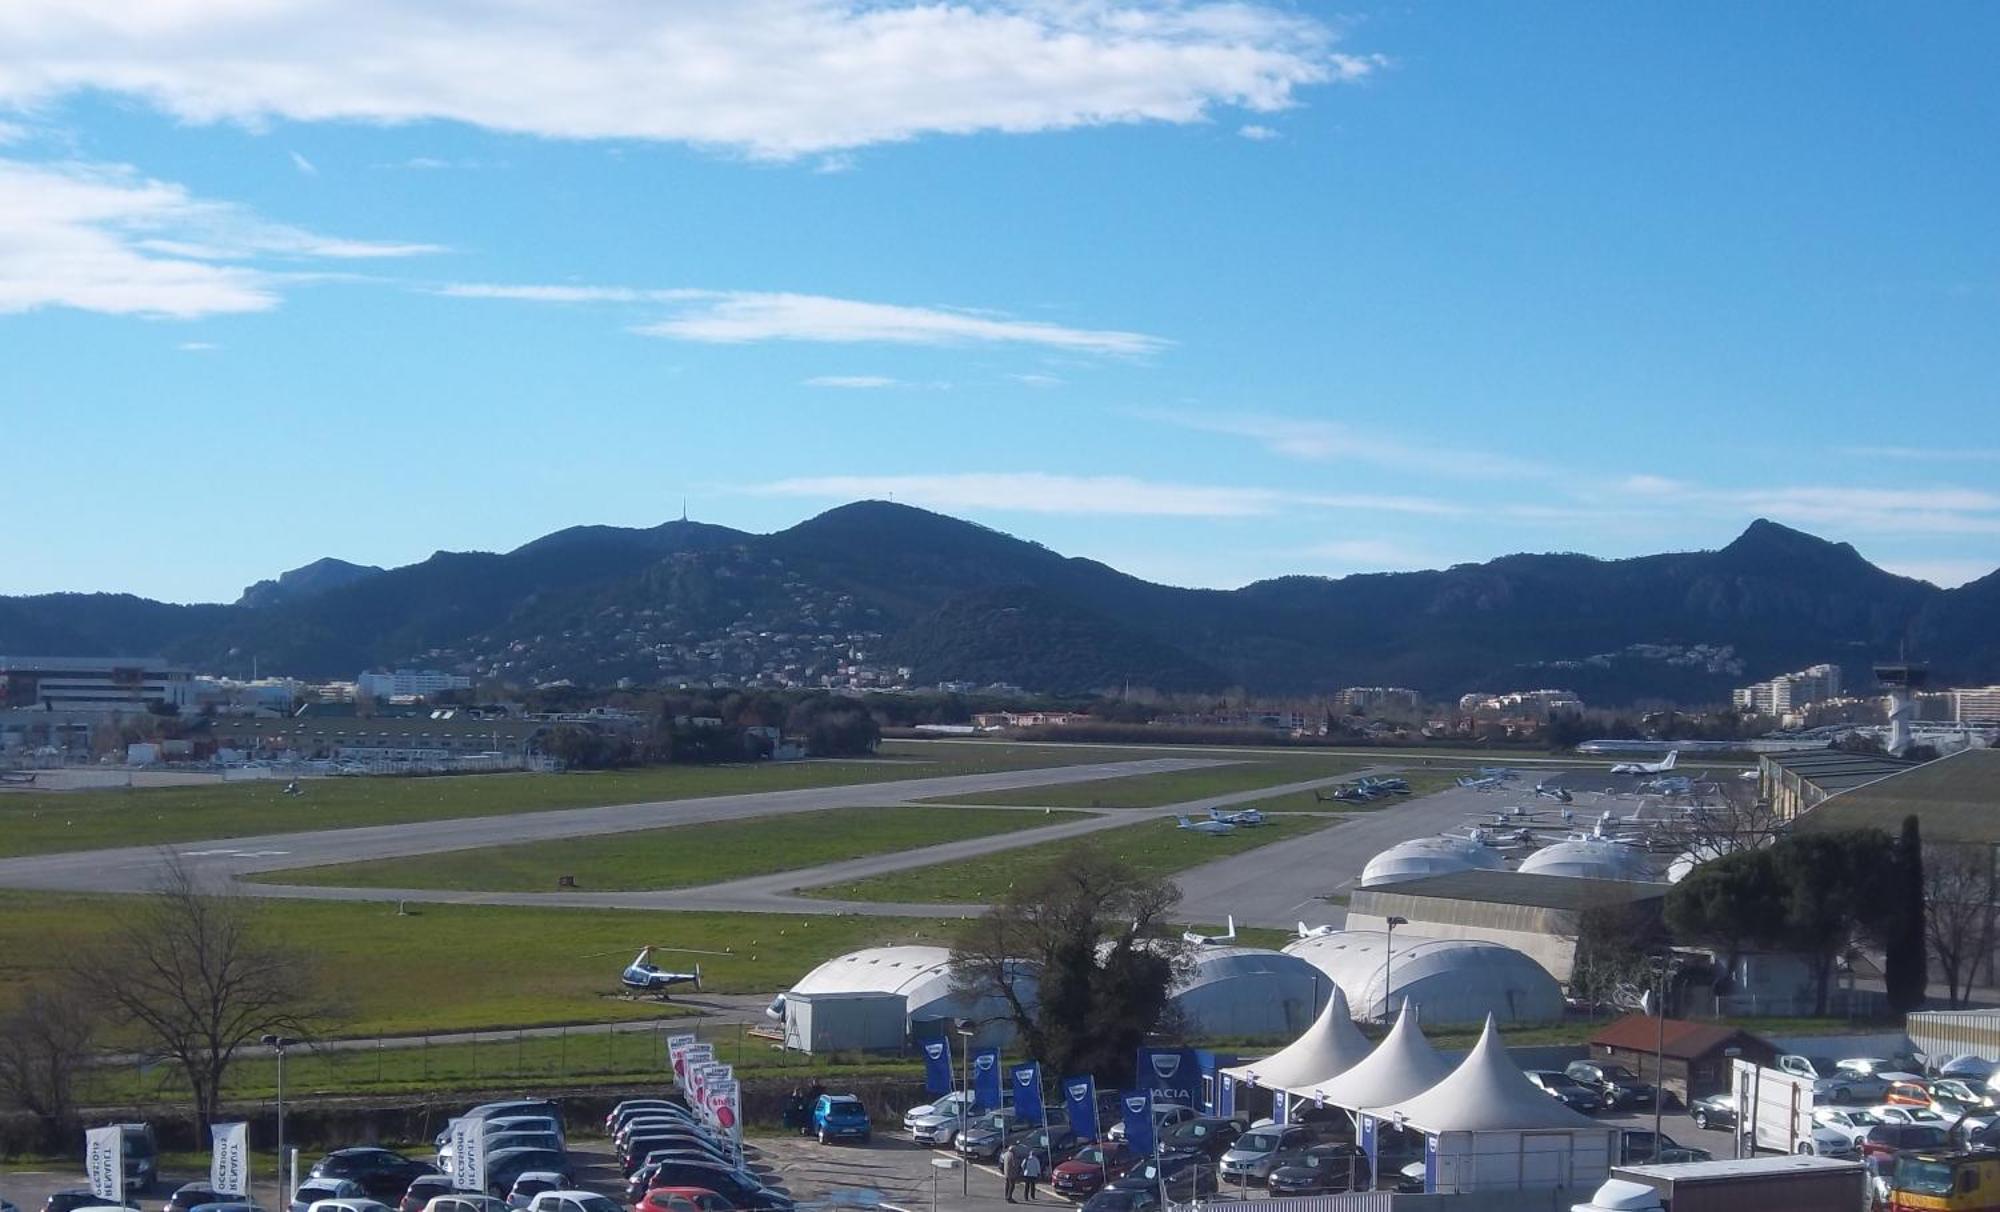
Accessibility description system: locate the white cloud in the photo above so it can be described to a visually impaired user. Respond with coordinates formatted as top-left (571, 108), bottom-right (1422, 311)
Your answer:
top-left (0, 0), bottom-right (1373, 159)
top-left (0, 157), bottom-right (437, 317)
top-left (445, 281), bottom-right (1166, 354)
top-left (1607, 474), bottom-right (2000, 537)
top-left (804, 375), bottom-right (900, 388)
top-left (288, 149), bottom-right (317, 175)
top-left (1238, 123), bottom-right (1279, 140)
top-left (0, 120), bottom-right (27, 144)
top-left (176, 340), bottom-right (219, 351)
top-left (753, 472), bottom-right (1463, 517)
top-left (1840, 445), bottom-right (2000, 463)
top-left (1007, 372), bottom-right (1063, 388)
top-left (1145, 410), bottom-right (1549, 478)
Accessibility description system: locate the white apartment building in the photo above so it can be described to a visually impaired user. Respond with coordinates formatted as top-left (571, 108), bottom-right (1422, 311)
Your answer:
top-left (1953, 686), bottom-right (2000, 726)
top-left (1337, 686), bottom-right (1423, 713)
top-left (1731, 663), bottom-right (1843, 715)
top-left (0, 655), bottom-right (195, 713)
top-left (356, 668), bottom-right (473, 700)
top-left (1459, 688), bottom-right (1584, 716)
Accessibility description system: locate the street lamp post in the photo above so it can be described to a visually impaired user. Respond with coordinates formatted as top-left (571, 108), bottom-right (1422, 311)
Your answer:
top-left (1382, 917), bottom-right (1408, 1022)
top-left (262, 1034), bottom-right (297, 1207)
top-left (1648, 955), bottom-right (1681, 1149)
top-left (955, 1020), bottom-right (975, 1196)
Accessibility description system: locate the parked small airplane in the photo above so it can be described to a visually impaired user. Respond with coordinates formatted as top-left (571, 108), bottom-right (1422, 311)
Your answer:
top-left (1297, 921), bottom-right (1338, 940)
top-left (0, 770), bottom-right (37, 785)
top-left (1610, 750), bottom-right (1678, 776)
top-left (1209, 806), bottom-right (1267, 826)
top-left (621, 946), bottom-right (703, 995)
top-left (1476, 766), bottom-right (1519, 781)
top-left (1183, 916), bottom-right (1237, 945)
top-left (1533, 781), bottom-right (1573, 803)
top-left (1177, 814), bottom-right (1237, 835)
top-left (1457, 775), bottom-right (1504, 791)
top-left (1738, 769), bottom-right (1760, 782)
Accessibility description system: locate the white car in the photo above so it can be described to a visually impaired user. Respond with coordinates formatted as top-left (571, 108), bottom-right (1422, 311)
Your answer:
top-left (306, 1201), bottom-right (393, 1212)
top-left (524, 1194), bottom-right (620, 1212)
top-left (1837, 1057), bottom-right (1902, 1078)
top-left (903, 1091), bottom-right (981, 1146)
top-left (424, 1198), bottom-right (509, 1212)
top-left (1795, 1125), bottom-right (1860, 1158)
top-left (1868, 1104), bottom-right (1947, 1127)
top-left (1812, 1107), bottom-right (1883, 1146)
top-left (1107, 1103), bottom-right (1196, 1143)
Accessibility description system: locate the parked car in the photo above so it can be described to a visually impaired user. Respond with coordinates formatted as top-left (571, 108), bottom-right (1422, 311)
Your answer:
top-left (398, 1178), bottom-right (460, 1212)
top-left (163, 1185), bottom-right (227, 1212)
top-left (483, 1135), bottom-right (565, 1160)
top-left (1078, 1189), bottom-right (1160, 1212)
top-left (421, 1198), bottom-right (506, 1212)
top-left (1883, 1078), bottom-right (1936, 1106)
top-left (809, 1095), bottom-right (870, 1145)
top-left (505, 1175), bottom-right (569, 1212)
top-left (1779, 1054), bottom-right (1889, 1104)
top-left (1931, 1077), bottom-right (1996, 1109)
top-left (954, 1112), bottom-right (1033, 1162)
top-left (623, 1132), bottom-right (727, 1167)
top-left (1159, 1117), bottom-right (1243, 1161)
top-left (304, 1201), bottom-right (391, 1212)
top-left (1524, 1070), bottom-right (1604, 1114)
top-left (1106, 1104), bottom-right (1196, 1144)
top-left (1112, 1158), bottom-right (1215, 1200)
top-left (291, 1181), bottom-right (366, 1212)
top-left (622, 1159), bottom-right (752, 1206)
top-left (91, 1123), bottom-right (159, 1194)
top-left (1006, 1126), bottom-right (1082, 1170)
top-left (902, 1092), bottom-right (982, 1146)
top-left (1218, 1125), bottom-right (1318, 1186)
top-left (310, 1151), bottom-right (440, 1204)
top-left (1265, 1144), bottom-right (1369, 1196)
top-left (188, 1204), bottom-right (263, 1212)
top-left (1860, 1124), bottom-right (1950, 1170)
top-left (525, 1193), bottom-right (620, 1212)
top-left (47, 1193), bottom-right (135, 1212)
top-left (624, 1167), bottom-right (784, 1212)
top-left (1563, 1060), bottom-right (1658, 1109)
top-left (1688, 1093), bottom-right (1736, 1132)
top-left (1618, 1130), bottom-right (1702, 1164)
top-left (1837, 1057), bottom-right (1905, 1078)
top-left (1935, 1055), bottom-right (1999, 1085)
top-left (482, 1150), bottom-right (573, 1200)
top-left (632, 1189), bottom-right (732, 1212)
top-left (1050, 1143), bottom-right (1138, 1198)
top-left (1813, 1107), bottom-right (1885, 1147)
top-left (1870, 1104), bottom-right (1948, 1127)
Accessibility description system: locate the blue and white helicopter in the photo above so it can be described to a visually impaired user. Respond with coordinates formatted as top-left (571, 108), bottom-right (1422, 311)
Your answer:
top-left (620, 946), bottom-right (703, 996)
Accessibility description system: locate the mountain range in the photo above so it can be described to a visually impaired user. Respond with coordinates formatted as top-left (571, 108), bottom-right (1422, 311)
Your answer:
top-left (1, 502), bottom-right (1994, 702)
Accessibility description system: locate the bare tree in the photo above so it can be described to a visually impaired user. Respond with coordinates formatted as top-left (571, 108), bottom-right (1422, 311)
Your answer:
top-left (0, 982), bottom-right (101, 1150)
top-left (1925, 843), bottom-right (1994, 1009)
top-left (1650, 778), bottom-right (1787, 864)
top-left (81, 856), bottom-right (334, 1127)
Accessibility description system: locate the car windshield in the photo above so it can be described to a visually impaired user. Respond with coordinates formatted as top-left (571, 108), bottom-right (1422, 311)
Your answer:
top-left (1238, 1132), bottom-right (1279, 1151)
top-left (124, 1135), bottom-right (156, 1158)
top-left (1897, 1160), bottom-right (1955, 1196)
top-left (1601, 1066), bottom-right (1639, 1081)
top-left (572, 1200), bottom-right (619, 1212)
top-left (1181, 1124), bottom-right (1211, 1139)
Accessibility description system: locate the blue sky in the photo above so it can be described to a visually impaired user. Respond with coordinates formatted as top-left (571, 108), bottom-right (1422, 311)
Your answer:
top-left (2, 2), bottom-right (1996, 603)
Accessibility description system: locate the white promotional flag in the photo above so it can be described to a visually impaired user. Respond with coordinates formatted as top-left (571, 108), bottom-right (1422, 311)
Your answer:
top-left (449, 1117), bottom-right (487, 1194)
top-left (210, 1122), bottom-right (250, 1196)
top-left (85, 1126), bottom-right (124, 1202)
top-left (667, 1033), bottom-right (697, 1080)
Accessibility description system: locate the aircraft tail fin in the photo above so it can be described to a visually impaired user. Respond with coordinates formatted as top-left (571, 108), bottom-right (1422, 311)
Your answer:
top-left (1223, 914), bottom-right (1236, 940)
top-left (1661, 750), bottom-right (1677, 771)
top-left (694, 962), bottom-right (703, 993)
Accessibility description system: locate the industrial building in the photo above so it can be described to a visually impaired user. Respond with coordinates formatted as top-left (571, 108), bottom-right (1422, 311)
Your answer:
top-left (1757, 748), bottom-right (1912, 821)
top-left (0, 655), bottom-right (195, 713)
top-left (205, 715), bottom-right (552, 762)
top-left (1281, 931), bottom-right (1565, 1025)
top-left (1346, 870), bottom-right (1666, 983)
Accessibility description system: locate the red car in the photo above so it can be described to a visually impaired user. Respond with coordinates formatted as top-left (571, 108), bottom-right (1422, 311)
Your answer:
top-left (1052, 1143), bottom-right (1138, 1198)
top-left (633, 1188), bottom-right (733, 1212)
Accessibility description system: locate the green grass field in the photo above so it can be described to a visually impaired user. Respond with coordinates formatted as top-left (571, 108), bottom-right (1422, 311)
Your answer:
top-left (923, 754), bottom-right (1385, 808)
top-left (0, 740), bottom-right (1122, 858)
top-left (256, 804), bottom-right (1085, 892)
top-left (806, 813), bottom-right (1340, 904)
top-left (0, 891), bottom-right (950, 1034)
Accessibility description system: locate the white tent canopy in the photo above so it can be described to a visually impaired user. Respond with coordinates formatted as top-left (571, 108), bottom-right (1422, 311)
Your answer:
top-left (1220, 986), bottom-right (1370, 1092)
top-left (1310, 1002), bottom-right (1454, 1111)
top-left (1364, 1015), bottom-right (1602, 1132)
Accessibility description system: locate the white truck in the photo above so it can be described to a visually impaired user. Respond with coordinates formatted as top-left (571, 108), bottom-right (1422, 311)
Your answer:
top-left (1729, 1059), bottom-right (1847, 1156)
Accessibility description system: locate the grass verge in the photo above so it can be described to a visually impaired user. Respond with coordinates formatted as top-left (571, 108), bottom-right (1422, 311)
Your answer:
top-left (923, 755), bottom-right (1381, 809)
top-left (805, 814), bottom-right (1340, 904)
top-left (254, 805), bottom-right (1084, 893)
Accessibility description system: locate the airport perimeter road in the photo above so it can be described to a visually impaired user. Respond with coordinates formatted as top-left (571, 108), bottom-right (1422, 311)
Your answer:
top-left (1174, 781), bottom-right (1564, 930)
top-left (0, 756), bottom-right (1229, 897)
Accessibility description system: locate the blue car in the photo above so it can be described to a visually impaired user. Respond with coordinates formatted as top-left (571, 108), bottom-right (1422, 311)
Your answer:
top-left (811, 1095), bottom-right (871, 1145)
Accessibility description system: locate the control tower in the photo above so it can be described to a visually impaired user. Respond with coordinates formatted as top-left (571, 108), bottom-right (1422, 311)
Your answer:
top-left (1874, 661), bottom-right (1929, 757)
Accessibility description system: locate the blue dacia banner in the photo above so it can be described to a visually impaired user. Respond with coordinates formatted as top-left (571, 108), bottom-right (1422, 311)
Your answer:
top-left (922, 1038), bottom-right (953, 1095)
top-left (1062, 1075), bottom-right (1099, 1141)
top-left (1011, 1061), bottom-right (1046, 1125)
top-left (1119, 1090), bottom-right (1154, 1155)
top-left (972, 1047), bottom-right (1003, 1112)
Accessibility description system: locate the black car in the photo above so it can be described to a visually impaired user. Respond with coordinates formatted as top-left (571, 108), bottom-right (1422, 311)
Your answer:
top-left (1159, 1117), bottom-right (1243, 1161)
top-left (1265, 1144), bottom-right (1370, 1196)
top-left (309, 1149), bottom-right (441, 1202)
top-left (1688, 1093), bottom-right (1737, 1132)
top-left (621, 1132), bottom-right (723, 1171)
top-left (629, 1162), bottom-right (786, 1211)
top-left (47, 1193), bottom-right (135, 1212)
top-left (1112, 1157), bottom-right (1217, 1200)
top-left (1525, 1071), bottom-right (1604, 1114)
top-left (163, 1185), bottom-right (226, 1212)
top-left (1079, 1190), bottom-right (1160, 1212)
top-left (398, 1175), bottom-right (461, 1212)
top-left (1005, 1127), bottom-right (1082, 1169)
top-left (480, 1148), bottom-right (572, 1199)
top-left (1565, 1060), bottom-right (1658, 1109)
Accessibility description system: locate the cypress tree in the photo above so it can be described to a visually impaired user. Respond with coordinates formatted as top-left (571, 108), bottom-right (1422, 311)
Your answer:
top-left (1885, 814), bottom-right (1929, 1013)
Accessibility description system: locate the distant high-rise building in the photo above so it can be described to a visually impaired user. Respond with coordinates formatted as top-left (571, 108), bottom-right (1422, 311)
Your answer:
top-left (1336, 686), bottom-right (1423, 713)
top-left (356, 668), bottom-right (473, 700)
top-left (1732, 663), bottom-right (1842, 715)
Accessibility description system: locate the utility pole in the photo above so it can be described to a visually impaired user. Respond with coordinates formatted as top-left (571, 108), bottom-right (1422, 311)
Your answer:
top-left (262, 1034), bottom-right (297, 1208)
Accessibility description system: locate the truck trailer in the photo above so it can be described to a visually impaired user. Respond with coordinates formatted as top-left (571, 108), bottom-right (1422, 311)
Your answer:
top-left (1571, 1155), bottom-right (1867, 1212)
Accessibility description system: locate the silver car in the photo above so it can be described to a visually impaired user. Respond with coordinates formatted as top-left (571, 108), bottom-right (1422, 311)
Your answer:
top-left (904, 1092), bottom-right (981, 1146)
top-left (1218, 1126), bottom-right (1318, 1186)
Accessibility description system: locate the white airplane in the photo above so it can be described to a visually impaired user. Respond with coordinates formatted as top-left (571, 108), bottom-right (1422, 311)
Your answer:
top-left (621, 946), bottom-right (702, 995)
top-left (1297, 921), bottom-right (1338, 940)
top-left (1209, 806), bottom-right (1267, 826)
top-left (1457, 775), bottom-right (1503, 791)
top-left (1177, 814), bottom-right (1237, 836)
top-left (1610, 750), bottom-right (1678, 776)
top-left (1738, 769), bottom-right (1760, 782)
top-left (1183, 916), bottom-right (1236, 945)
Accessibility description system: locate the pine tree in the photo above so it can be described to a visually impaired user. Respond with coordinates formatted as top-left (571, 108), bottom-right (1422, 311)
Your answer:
top-left (1885, 815), bottom-right (1930, 1013)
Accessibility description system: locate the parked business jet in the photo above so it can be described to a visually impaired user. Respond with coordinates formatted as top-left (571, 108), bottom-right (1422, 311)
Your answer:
top-left (1183, 916), bottom-right (1237, 946)
top-left (1177, 814), bottom-right (1237, 836)
top-left (1610, 751), bottom-right (1678, 776)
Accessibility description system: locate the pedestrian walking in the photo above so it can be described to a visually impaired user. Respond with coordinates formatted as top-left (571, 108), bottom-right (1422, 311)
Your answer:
top-left (1021, 1151), bottom-right (1043, 1201)
top-left (1002, 1146), bottom-right (1020, 1202)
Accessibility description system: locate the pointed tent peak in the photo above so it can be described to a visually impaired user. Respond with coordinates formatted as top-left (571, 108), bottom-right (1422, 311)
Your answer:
top-left (1362, 1010), bottom-right (1603, 1133)
top-left (1220, 982), bottom-right (1371, 1092)
top-left (1312, 999), bottom-right (1454, 1112)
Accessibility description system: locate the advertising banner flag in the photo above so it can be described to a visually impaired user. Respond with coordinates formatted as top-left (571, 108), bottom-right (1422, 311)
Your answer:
top-left (85, 1126), bottom-right (124, 1202)
top-left (706, 1080), bottom-right (743, 1155)
top-left (972, 1047), bottom-right (1003, 1112)
top-left (1118, 1090), bottom-right (1154, 1156)
top-left (667, 1033), bottom-right (697, 1078)
top-left (1062, 1076), bottom-right (1099, 1141)
top-left (449, 1116), bottom-right (486, 1194)
top-left (921, 1038), bottom-right (953, 1096)
top-left (1011, 1061), bottom-right (1046, 1125)
top-left (678, 1043), bottom-right (714, 1089)
top-left (210, 1122), bottom-right (249, 1196)
top-left (1136, 1047), bottom-right (1199, 1109)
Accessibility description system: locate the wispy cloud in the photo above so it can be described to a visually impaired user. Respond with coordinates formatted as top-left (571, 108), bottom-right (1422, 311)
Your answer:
top-left (445, 282), bottom-right (1167, 354)
top-left (804, 375), bottom-right (900, 389)
top-left (1839, 445), bottom-right (2000, 463)
top-left (753, 472), bottom-right (1463, 518)
top-left (0, 157), bottom-right (436, 318)
top-left (1144, 410), bottom-right (1548, 478)
top-left (1238, 124), bottom-right (1279, 141)
top-left (176, 340), bottom-right (219, 351)
top-left (0, 1), bottom-right (1371, 159)
top-left (1613, 474), bottom-right (2000, 537)
top-left (1008, 373), bottom-right (1064, 388)
top-left (288, 150), bottom-right (317, 175)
